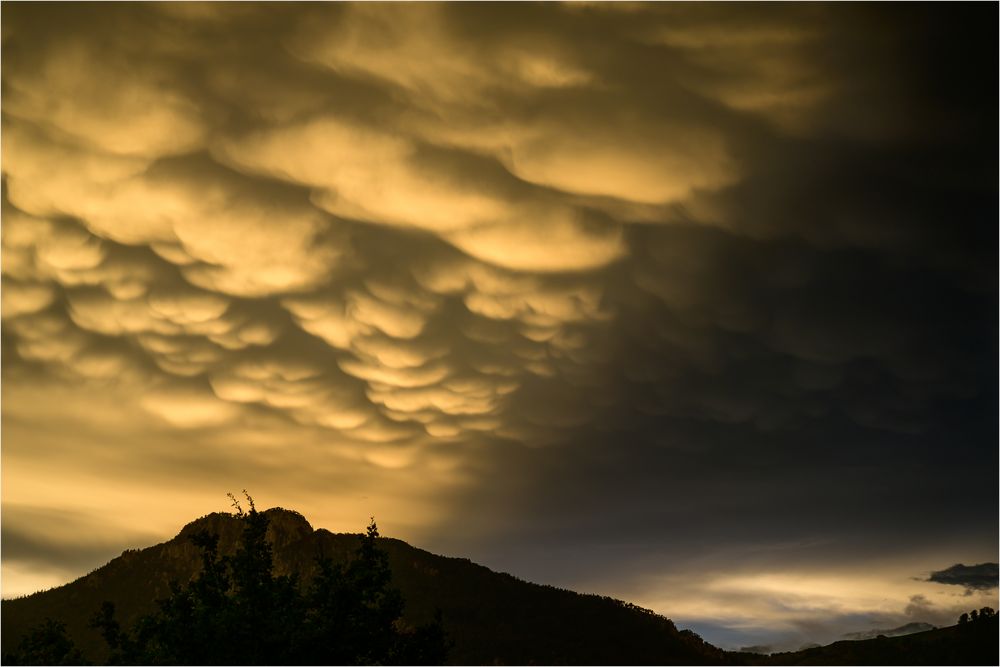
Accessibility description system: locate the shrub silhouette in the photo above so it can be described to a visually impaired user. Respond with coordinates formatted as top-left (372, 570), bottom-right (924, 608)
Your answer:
top-left (2, 618), bottom-right (88, 666)
top-left (90, 494), bottom-right (448, 665)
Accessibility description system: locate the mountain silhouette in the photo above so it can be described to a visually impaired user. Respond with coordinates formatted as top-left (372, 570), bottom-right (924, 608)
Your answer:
top-left (841, 621), bottom-right (936, 641)
top-left (3, 508), bottom-right (996, 665)
top-left (2, 508), bottom-right (727, 665)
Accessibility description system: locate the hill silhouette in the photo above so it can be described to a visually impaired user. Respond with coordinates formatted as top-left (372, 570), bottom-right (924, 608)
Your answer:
top-left (2, 507), bottom-right (727, 665)
top-left (3, 506), bottom-right (996, 665)
top-left (756, 616), bottom-right (998, 666)
top-left (841, 621), bottom-right (936, 641)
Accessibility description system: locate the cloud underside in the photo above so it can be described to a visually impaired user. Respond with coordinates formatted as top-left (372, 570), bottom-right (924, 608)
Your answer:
top-left (1, 2), bottom-right (996, 646)
top-left (3, 3), bottom-right (991, 452)
top-left (927, 563), bottom-right (999, 592)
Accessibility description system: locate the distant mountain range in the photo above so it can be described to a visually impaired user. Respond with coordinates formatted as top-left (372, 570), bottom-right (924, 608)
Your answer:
top-left (2, 508), bottom-right (996, 665)
top-left (740, 622), bottom-right (940, 657)
top-left (841, 621), bottom-right (937, 641)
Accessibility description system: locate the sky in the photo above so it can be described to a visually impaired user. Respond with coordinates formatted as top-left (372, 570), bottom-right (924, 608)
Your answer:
top-left (1, 2), bottom-right (997, 652)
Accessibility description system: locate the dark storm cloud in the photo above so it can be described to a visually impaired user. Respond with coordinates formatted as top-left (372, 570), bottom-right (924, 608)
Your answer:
top-left (928, 564), bottom-right (999, 592)
top-left (2, 504), bottom-right (161, 577)
top-left (1, 1), bottom-right (995, 645)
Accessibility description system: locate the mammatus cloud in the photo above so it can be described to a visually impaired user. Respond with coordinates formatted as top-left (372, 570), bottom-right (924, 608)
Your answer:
top-left (4, 2), bottom-right (989, 457)
top-left (1, 3), bottom-right (995, 650)
top-left (927, 564), bottom-right (999, 593)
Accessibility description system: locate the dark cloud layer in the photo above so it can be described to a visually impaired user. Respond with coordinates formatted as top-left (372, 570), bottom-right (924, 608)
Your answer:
top-left (1, 2), bottom-right (996, 647)
top-left (2, 504), bottom-right (161, 577)
top-left (928, 564), bottom-right (999, 592)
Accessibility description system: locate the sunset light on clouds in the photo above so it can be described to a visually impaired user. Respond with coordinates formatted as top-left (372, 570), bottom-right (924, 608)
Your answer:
top-left (1, 3), bottom-right (996, 652)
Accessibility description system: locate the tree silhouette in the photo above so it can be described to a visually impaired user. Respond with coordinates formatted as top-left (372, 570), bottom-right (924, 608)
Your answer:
top-left (1, 618), bottom-right (88, 666)
top-left (958, 606), bottom-right (995, 629)
top-left (91, 493), bottom-right (448, 665)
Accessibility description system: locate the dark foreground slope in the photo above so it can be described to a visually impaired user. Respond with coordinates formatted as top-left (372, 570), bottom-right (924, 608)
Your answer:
top-left (751, 618), bottom-right (999, 666)
top-left (2, 509), bottom-right (727, 665)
